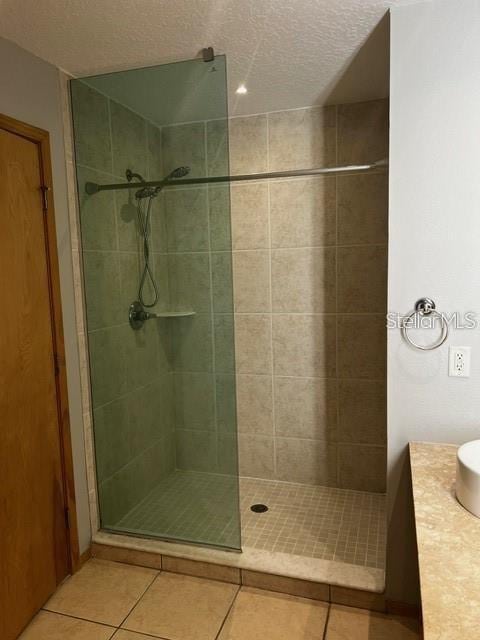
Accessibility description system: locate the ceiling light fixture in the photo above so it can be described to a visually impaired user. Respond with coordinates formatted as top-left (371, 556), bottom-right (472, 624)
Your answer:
top-left (235, 84), bottom-right (247, 95)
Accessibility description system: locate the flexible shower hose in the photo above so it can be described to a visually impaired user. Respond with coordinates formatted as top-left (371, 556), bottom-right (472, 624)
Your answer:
top-left (137, 194), bottom-right (159, 308)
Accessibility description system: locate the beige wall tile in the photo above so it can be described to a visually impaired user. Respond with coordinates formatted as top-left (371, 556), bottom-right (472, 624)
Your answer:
top-left (326, 605), bottom-right (420, 639)
top-left (268, 106), bottom-right (336, 171)
top-left (337, 246), bottom-right (387, 313)
top-left (122, 572), bottom-right (238, 640)
top-left (229, 115), bottom-right (268, 175)
top-left (330, 586), bottom-right (386, 613)
top-left (337, 174), bottom-right (388, 245)
top-left (275, 438), bottom-right (337, 485)
top-left (337, 99), bottom-right (389, 165)
top-left (273, 314), bottom-right (336, 377)
top-left (44, 559), bottom-right (157, 627)
top-left (338, 380), bottom-right (386, 445)
top-left (231, 183), bottom-right (269, 249)
top-left (239, 434), bottom-right (275, 478)
top-left (274, 377), bottom-right (337, 440)
top-left (272, 248), bottom-right (336, 313)
top-left (337, 315), bottom-right (386, 379)
top-left (218, 587), bottom-right (329, 640)
top-left (233, 251), bottom-right (271, 312)
top-left (235, 314), bottom-right (272, 374)
top-left (162, 556), bottom-right (240, 584)
top-left (237, 374), bottom-right (273, 435)
top-left (19, 611), bottom-right (113, 640)
top-left (241, 571), bottom-right (329, 601)
top-left (337, 444), bottom-right (387, 492)
top-left (270, 177), bottom-right (336, 248)
top-left (92, 543), bottom-right (162, 570)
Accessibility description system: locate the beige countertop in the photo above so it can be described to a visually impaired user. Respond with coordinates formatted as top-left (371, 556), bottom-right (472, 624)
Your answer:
top-left (409, 441), bottom-right (480, 639)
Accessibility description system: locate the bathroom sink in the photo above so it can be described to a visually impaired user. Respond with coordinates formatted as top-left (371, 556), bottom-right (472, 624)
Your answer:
top-left (456, 440), bottom-right (480, 518)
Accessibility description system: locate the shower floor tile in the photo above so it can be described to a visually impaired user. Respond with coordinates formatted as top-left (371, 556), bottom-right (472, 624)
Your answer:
top-left (240, 477), bottom-right (386, 570)
top-left (115, 471), bottom-right (386, 570)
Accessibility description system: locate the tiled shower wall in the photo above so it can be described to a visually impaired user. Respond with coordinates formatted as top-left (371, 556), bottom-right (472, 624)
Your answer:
top-left (70, 85), bottom-right (388, 523)
top-left (225, 100), bottom-right (389, 492)
top-left (71, 81), bottom-right (175, 525)
top-left (163, 99), bottom-right (388, 492)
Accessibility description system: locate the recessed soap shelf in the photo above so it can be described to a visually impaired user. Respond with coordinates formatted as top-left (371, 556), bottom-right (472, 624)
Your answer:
top-left (129, 300), bottom-right (195, 329)
top-left (156, 311), bottom-right (196, 318)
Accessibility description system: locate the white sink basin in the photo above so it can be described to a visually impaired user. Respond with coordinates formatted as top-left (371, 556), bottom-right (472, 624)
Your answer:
top-left (456, 440), bottom-right (480, 518)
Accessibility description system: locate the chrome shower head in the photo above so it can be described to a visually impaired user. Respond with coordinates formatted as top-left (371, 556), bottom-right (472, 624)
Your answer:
top-left (135, 186), bottom-right (158, 199)
top-left (130, 166), bottom-right (191, 199)
top-left (168, 166), bottom-right (190, 179)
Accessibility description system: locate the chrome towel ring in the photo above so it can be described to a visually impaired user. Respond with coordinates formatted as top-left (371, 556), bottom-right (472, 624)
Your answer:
top-left (402, 297), bottom-right (449, 351)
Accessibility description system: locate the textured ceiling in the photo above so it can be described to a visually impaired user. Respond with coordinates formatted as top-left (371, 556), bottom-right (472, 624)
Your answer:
top-left (0, 0), bottom-right (403, 117)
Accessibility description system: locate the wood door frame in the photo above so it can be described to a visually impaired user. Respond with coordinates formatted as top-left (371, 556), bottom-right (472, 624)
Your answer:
top-left (0, 112), bottom-right (81, 573)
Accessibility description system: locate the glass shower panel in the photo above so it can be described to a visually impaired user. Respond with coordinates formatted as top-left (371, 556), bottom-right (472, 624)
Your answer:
top-left (71, 55), bottom-right (241, 550)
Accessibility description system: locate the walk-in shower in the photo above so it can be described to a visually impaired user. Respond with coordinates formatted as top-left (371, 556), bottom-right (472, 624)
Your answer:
top-left (71, 51), bottom-right (389, 585)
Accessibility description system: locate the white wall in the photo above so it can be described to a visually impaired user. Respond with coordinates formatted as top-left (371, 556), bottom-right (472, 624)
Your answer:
top-left (388, 0), bottom-right (480, 602)
top-left (0, 36), bottom-right (91, 553)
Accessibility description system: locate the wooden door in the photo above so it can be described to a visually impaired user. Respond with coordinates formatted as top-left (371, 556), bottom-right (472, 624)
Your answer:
top-left (0, 120), bottom-right (71, 639)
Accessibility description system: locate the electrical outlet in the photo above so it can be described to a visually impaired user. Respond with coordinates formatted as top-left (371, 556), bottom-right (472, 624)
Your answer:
top-left (449, 346), bottom-right (471, 377)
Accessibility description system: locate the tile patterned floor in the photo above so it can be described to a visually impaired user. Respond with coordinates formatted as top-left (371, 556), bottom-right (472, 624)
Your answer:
top-left (115, 471), bottom-right (386, 570)
top-left (240, 477), bottom-right (386, 569)
top-left (20, 559), bottom-right (421, 640)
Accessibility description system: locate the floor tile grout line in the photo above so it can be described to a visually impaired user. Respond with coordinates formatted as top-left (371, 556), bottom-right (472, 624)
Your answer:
top-left (117, 570), bottom-right (162, 630)
top-left (41, 607), bottom-right (117, 629)
top-left (322, 602), bottom-right (332, 640)
top-left (214, 584), bottom-right (242, 640)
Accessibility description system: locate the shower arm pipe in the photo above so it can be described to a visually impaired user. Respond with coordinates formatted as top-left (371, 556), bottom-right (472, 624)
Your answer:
top-left (85, 159), bottom-right (388, 195)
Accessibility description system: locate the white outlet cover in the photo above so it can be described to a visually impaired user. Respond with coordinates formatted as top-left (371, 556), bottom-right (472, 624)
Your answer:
top-left (449, 346), bottom-right (471, 378)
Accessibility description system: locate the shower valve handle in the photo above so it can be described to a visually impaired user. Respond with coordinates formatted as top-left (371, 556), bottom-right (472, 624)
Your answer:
top-left (129, 300), bottom-right (157, 330)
